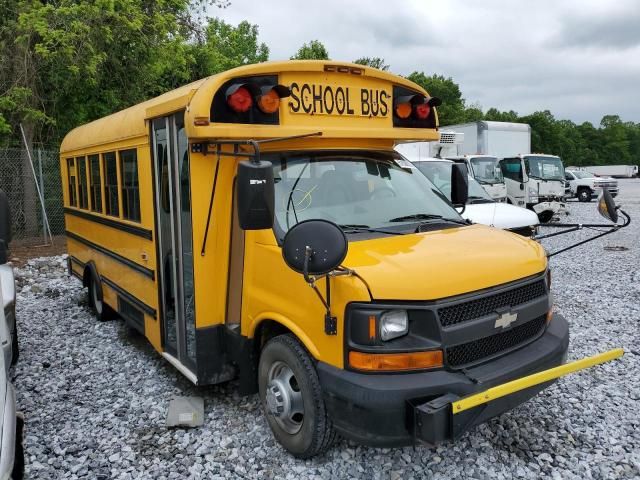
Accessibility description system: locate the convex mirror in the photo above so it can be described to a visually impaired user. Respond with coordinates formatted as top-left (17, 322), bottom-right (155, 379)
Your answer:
top-left (282, 220), bottom-right (347, 276)
top-left (597, 189), bottom-right (618, 223)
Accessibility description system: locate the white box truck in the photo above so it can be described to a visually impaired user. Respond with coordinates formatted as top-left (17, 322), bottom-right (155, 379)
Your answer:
top-left (440, 122), bottom-right (532, 202)
top-left (443, 121), bottom-right (531, 158)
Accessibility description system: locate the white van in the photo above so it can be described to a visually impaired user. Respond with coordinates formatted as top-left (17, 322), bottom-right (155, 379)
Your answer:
top-left (408, 158), bottom-right (539, 236)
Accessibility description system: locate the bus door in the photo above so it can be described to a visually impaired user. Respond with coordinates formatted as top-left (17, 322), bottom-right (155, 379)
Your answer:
top-left (151, 112), bottom-right (197, 374)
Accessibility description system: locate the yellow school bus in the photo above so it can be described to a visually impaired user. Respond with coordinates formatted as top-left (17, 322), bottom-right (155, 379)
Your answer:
top-left (60, 61), bottom-right (621, 457)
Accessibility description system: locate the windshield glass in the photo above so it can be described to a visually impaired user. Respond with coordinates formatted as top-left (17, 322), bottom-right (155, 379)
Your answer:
top-left (526, 155), bottom-right (564, 181)
top-left (572, 170), bottom-right (596, 179)
top-left (469, 156), bottom-right (503, 184)
top-left (267, 151), bottom-right (463, 237)
top-left (412, 161), bottom-right (494, 204)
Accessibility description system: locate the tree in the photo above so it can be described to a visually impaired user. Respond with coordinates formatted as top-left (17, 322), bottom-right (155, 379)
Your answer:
top-left (353, 57), bottom-right (389, 71)
top-left (290, 40), bottom-right (329, 60)
top-left (407, 72), bottom-right (466, 125)
top-left (190, 19), bottom-right (269, 78)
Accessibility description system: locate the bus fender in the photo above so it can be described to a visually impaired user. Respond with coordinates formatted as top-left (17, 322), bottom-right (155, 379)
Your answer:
top-left (250, 313), bottom-right (321, 360)
top-left (83, 261), bottom-right (103, 303)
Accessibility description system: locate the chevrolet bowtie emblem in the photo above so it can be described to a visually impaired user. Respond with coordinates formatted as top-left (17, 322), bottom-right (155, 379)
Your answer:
top-left (495, 312), bottom-right (518, 329)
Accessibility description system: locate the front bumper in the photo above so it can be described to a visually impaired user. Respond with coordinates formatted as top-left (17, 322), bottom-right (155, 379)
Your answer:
top-left (318, 313), bottom-right (569, 447)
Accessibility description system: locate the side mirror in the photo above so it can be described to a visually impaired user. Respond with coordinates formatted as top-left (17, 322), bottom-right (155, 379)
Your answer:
top-left (450, 163), bottom-right (469, 206)
top-left (597, 189), bottom-right (618, 223)
top-left (0, 190), bottom-right (11, 264)
top-left (520, 183), bottom-right (525, 190)
top-left (282, 220), bottom-right (347, 277)
top-left (236, 160), bottom-right (275, 230)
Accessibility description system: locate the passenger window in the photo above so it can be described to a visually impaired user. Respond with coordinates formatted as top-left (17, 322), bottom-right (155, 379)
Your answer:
top-left (120, 149), bottom-right (141, 222)
top-left (67, 158), bottom-right (77, 207)
top-left (501, 158), bottom-right (523, 182)
top-left (76, 156), bottom-right (88, 209)
top-left (89, 154), bottom-right (102, 213)
top-left (103, 152), bottom-right (119, 217)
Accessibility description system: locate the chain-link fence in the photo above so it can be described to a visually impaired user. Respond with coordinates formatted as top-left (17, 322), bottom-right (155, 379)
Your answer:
top-left (0, 147), bottom-right (65, 250)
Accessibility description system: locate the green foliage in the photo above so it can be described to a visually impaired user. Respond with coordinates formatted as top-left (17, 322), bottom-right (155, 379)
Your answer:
top-left (190, 18), bottom-right (269, 78)
top-left (353, 57), bottom-right (389, 71)
top-left (290, 40), bottom-right (329, 60)
top-left (407, 72), bottom-right (466, 125)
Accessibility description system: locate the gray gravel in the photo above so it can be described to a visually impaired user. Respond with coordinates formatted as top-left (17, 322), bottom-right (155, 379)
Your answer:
top-left (12, 180), bottom-right (640, 479)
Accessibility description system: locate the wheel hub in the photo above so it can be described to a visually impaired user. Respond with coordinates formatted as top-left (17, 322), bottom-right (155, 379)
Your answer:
top-left (265, 361), bottom-right (304, 434)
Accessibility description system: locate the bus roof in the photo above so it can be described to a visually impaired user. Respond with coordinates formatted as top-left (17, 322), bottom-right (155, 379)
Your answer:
top-left (60, 61), bottom-right (440, 154)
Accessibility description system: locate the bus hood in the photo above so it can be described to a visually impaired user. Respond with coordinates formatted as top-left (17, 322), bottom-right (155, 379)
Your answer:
top-left (343, 224), bottom-right (546, 301)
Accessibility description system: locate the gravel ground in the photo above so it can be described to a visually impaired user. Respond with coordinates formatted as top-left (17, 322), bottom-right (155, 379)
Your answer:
top-left (12, 179), bottom-right (640, 479)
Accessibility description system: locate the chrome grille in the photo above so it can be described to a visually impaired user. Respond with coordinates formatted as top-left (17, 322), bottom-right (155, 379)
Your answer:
top-left (438, 280), bottom-right (546, 327)
top-left (446, 316), bottom-right (546, 368)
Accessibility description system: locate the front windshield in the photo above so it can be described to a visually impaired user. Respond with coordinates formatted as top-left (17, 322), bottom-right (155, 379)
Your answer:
top-left (525, 155), bottom-right (564, 181)
top-left (267, 151), bottom-right (463, 237)
top-left (412, 161), bottom-right (494, 204)
top-left (573, 170), bottom-right (596, 179)
top-left (469, 156), bottom-right (503, 184)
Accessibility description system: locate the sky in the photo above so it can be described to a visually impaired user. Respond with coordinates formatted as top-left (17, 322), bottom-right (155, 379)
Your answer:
top-left (211, 0), bottom-right (640, 125)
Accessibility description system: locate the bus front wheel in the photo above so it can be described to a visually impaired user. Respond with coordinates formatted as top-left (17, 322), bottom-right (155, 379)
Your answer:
top-left (258, 334), bottom-right (337, 458)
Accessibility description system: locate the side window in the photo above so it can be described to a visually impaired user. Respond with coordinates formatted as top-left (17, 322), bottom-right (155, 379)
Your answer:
top-left (76, 156), bottom-right (88, 209)
top-left (103, 152), bottom-right (119, 217)
top-left (500, 158), bottom-right (523, 182)
top-left (120, 149), bottom-right (140, 222)
top-left (67, 158), bottom-right (77, 207)
top-left (89, 154), bottom-right (102, 213)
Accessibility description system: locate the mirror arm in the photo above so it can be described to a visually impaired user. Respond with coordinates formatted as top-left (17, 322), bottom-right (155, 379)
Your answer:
top-left (302, 246), bottom-right (337, 335)
top-left (545, 208), bottom-right (630, 258)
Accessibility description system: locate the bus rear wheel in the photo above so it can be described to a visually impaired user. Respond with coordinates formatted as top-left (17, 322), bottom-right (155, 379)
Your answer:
top-left (258, 334), bottom-right (337, 458)
top-left (88, 275), bottom-right (114, 322)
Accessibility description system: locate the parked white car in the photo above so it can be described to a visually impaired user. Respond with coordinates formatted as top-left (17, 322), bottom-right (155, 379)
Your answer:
top-left (409, 158), bottom-right (539, 236)
top-left (565, 169), bottom-right (619, 202)
top-left (0, 190), bottom-right (24, 479)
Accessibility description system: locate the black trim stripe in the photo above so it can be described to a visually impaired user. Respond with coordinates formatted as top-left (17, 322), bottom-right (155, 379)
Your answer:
top-left (101, 276), bottom-right (157, 318)
top-left (71, 270), bottom-right (83, 281)
top-left (69, 255), bottom-right (86, 268)
top-left (65, 230), bottom-right (155, 280)
top-left (64, 207), bottom-right (153, 240)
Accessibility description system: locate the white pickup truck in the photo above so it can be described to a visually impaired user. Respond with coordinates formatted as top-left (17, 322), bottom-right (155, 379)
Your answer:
top-left (564, 169), bottom-right (619, 202)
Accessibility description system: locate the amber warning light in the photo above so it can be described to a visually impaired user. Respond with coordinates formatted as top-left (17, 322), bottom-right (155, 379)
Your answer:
top-left (225, 83), bottom-right (291, 114)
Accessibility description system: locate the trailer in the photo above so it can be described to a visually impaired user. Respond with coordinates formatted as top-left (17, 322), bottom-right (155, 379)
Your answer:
top-left (579, 165), bottom-right (638, 178)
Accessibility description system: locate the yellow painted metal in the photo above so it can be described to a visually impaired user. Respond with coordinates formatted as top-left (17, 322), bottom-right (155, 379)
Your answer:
top-left (452, 348), bottom-right (625, 414)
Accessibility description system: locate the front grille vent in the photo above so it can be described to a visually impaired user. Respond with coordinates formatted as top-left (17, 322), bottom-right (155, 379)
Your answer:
top-left (446, 315), bottom-right (546, 368)
top-left (438, 280), bottom-right (546, 327)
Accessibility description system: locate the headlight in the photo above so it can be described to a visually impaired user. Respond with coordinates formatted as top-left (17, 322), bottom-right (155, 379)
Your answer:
top-left (379, 310), bottom-right (408, 341)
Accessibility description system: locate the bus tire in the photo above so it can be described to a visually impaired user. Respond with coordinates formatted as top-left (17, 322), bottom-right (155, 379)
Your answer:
top-left (87, 272), bottom-right (114, 322)
top-left (258, 334), bottom-right (337, 458)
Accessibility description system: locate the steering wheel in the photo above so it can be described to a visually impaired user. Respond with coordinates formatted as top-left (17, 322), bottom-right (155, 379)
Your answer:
top-left (370, 187), bottom-right (397, 200)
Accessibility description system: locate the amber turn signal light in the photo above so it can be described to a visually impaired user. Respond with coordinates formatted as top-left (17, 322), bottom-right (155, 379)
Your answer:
top-left (257, 88), bottom-right (281, 114)
top-left (395, 102), bottom-right (412, 119)
top-left (349, 350), bottom-right (443, 371)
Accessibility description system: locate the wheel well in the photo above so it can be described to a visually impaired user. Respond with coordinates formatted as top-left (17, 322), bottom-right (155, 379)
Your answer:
top-left (578, 186), bottom-right (591, 192)
top-left (254, 320), bottom-right (292, 352)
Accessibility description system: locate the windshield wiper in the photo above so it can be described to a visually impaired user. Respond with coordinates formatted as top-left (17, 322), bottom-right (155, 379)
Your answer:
top-left (388, 213), bottom-right (469, 226)
top-left (467, 196), bottom-right (493, 204)
top-left (338, 224), bottom-right (403, 235)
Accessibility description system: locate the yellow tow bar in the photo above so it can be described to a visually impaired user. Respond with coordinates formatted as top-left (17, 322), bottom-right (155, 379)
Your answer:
top-left (452, 348), bottom-right (624, 414)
